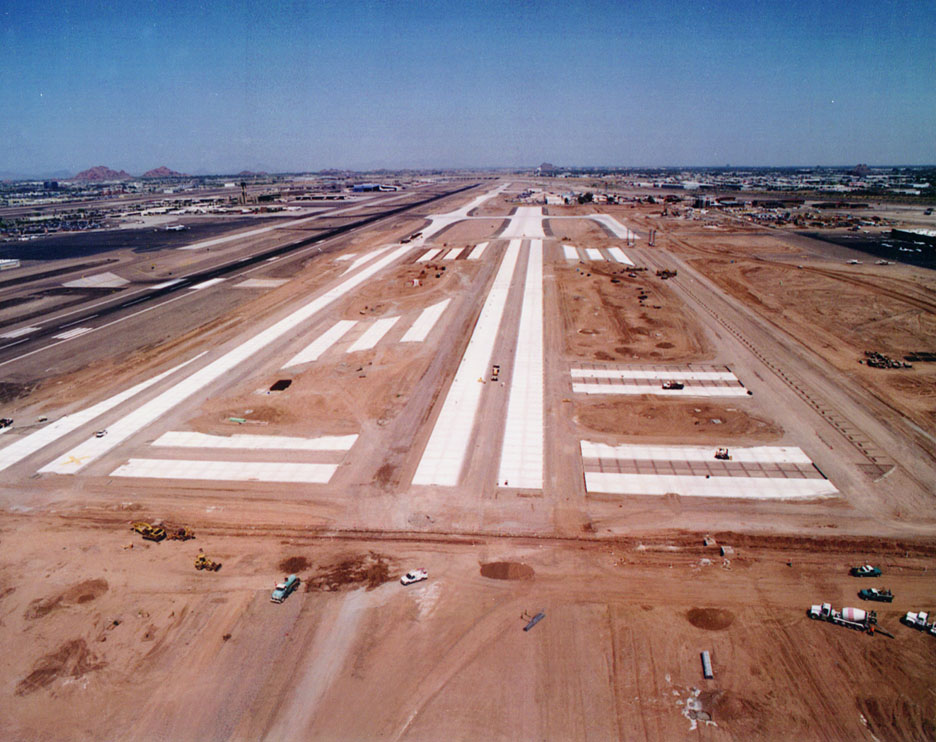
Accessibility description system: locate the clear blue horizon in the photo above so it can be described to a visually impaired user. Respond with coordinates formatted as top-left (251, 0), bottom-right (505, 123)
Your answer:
top-left (2, 0), bottom-right (934, 175)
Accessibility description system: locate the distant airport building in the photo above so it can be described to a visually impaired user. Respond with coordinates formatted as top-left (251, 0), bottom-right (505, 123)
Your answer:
top-left (352, 183), bottom-right (398, 192)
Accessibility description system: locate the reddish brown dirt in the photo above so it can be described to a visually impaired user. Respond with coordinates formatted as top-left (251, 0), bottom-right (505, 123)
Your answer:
top-left (24, 579), bottom-right (109, 620)
top-left (479, 562), bottom-right (535, 580)
top-left (15, 639), bottom-right (105, 696)
top-left (686, 607), bottom-right (735, 630)
top-left (278, 556), bottom-right (310, 573)
top-left (304, 552), bottom-right (394, 592)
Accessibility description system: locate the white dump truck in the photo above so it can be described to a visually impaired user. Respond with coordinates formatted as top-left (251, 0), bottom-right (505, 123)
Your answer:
top-left (808, 602), bottom-right (878, 633)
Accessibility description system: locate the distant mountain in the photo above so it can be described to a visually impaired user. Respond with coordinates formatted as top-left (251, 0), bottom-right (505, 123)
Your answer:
top-left (237, 170), bottom-right (268, 177)
top-left (142, 166), bottom-right (185, 178)
top-left (72, 165), bottom-right (132, 181)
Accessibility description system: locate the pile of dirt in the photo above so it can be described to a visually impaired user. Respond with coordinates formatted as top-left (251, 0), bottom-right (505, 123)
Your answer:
top-left (278, 556), bottom-right (310, 573)
top-left (24, 579), bottom-right (108, 620)
top-left (16, 639), bottom-right (105, 695)
top-left (698, 689), bottom-right (766, 734)
top-left (479, 562), bottom-right (535, 580)
top-left (0, 380), bottom-right (36, 404)
top-left (305, 552), bottom-right (393, 592)
top-left (686, 607), bottom-right (734, 631)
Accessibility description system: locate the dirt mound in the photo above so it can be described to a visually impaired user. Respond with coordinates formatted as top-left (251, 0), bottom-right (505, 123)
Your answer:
top-left (686, 607), bottom-right (735, 630)
top-left (278, 556), bottom-right (310, 573)
top-left (25, 579), bottom-right (108, 619)
top-left (305, 552), bottom-right (393, 592)
top-left (16, 639), bottom-right (105, 695)
top-left (480, 562), bottom-right (535, 580)
top-left (859, 695), bottom-right (935, 740)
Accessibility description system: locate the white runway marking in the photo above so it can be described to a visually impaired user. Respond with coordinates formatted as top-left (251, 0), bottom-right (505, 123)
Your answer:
top-left (581, 441), bottom-right (813, 465)
top-left (401, 299), bottom-right (451, 343)
top-left (234, 278), bottom-right (288, 289)
top-left (52, 327), bottom-right (93, 340)
top-left (607, 247), bottom-right (634, 265)
top-left (335, 253), bottom-right (357, 261)
top-left (0, 326), bottom-right (40, 339)
top-left (443, 247), bottom-right (464, 260)
top-left (583, 472), bottom-right (837, 499)
top-left (189, 278), bottom-right (225, 290)
top-left (498, 241), bottom-right (543, 488)
top-left (0, 356), bottom-right (201, 473)
top-left (586, 248), bottom-right (603, 261)
top-left (417, 248), bottom-right (443, 263)
top-left (500, 207), bottom-right (546, 239)
top-left (572, 383), bottom-right (749, 397)
top-left (39, 244), bottom-right (413, 475)
top-left (467, 242), bottom-right (488, 260)
top-left (346, 316), bottom-right (400, 352)
top-left (413, 239), bottom-right (523, 486)
top-left (149, 279), bottom-right (183, 290)
top-left (62, 271), bottom-right (129, 289)
top-left (341, 245), bottom-right (394, 274)
top-left (589, 214), bottom-right (638, 240)
top-left (152, 431), bottom-right (357, 450)
top-left (282, 320), bottom-right (356, 368)
top-left (572, 368), bottom-right (738, 381)
top-left (110, 458), bottom-right (338, 483)
top-left (563, 245), bottom-right (579, 260)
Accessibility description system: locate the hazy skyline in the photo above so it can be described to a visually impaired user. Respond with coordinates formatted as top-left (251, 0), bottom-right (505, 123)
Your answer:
top-left (2, 0), bottom-right (934, 175)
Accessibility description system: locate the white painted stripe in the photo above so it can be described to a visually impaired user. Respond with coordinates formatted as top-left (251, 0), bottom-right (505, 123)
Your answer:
top-left (585, 248), bottom-right (603, 261)
top-left (589, 215), bottom-right (638, 240)
top-left (189, 278), bottom-right (225, 290)
top-left (62, 271), bottom-right (129, 289)
top-left (467, 242), bottom-right (488, 260)
top-left (500, 207), bottom-right (545, 239)
top-left (346, 316), bottom-right (400, 352)
top-left (607, 247), bottom-right (634, 266)
top-left (234, 278), bottom-right (288, 289)
top-left (498, 242), bottom-right (543, 488)
top-left (110, 458), bottom-right (338, 483)
top-left (52, 327), bottom-right (93, 340)
top-left (150, 279), bottom-right (183, 290)
top-left (573, 383), bottom-right (749, 396)
top-left (401, 300), bottom-right (451, 343)
top-left (341, 245), bottom-right (394, 274)
top-left (335, 253), bottom-right (357, 261)
top-left (282, 320), bottom-right (356, 368)
top-left (152, 431), bottom-right (357, 450)
top-left (563, 245), bottom-right (579, 260)
top-left (0, 326), bottom-right (40, 339)
top-left (417, 248), bottom-right (443, 263)
top-left (443, 247), bottom-right (464, 260)
top-left (0, 357), bottom-right (201, 473)
top-left (413, 240), bottom-right (523, 486)
top-left (572, 368), bottom-right (738, 381)
top-left (580, 441), bottom-right (814, 465)
top-left (583, 472), bottom-right (837, 499)
top-left (38, 244), bottom-right (413, 475)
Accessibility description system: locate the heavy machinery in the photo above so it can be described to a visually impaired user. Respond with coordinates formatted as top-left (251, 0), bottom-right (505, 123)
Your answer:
top-left (902, 611), bottom-right (936, 636)
top-left (131, 522), bottom-right (166, 542)
top-left (166, 526), bottom-right (195, 541)
top-left (859, 588), bottom-right (893, 603)
top-left (271, 575), bottom-right (300, 603)
top-left (0, 418), bottom-right (13, 428)
top-left (714, 448), bottom-right (731, 460)
top-left (808, 603), bottom-right (880, 634)
top-left (194, 552), bottom-right (221, 571)
top-left (491, 364), bottom-right (500, 382)
top-left (850, 565), bottom-right (882, 577)
top-left (662, 380), bottom-right (684, 390)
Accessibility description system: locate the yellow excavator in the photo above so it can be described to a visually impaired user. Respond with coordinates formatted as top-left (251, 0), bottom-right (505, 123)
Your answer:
top-left (130, 522), bottom-right (167, 542)
top-left (194, 552), bottom-right (222, 571)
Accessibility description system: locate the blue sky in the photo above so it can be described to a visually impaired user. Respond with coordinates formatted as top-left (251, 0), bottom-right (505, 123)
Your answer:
top-left (1, 0), bottom-right (933, 174)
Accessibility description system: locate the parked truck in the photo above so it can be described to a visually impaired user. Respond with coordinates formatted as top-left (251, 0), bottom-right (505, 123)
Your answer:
top-left (850, 565), bottom-right (882, 577)
top-left (808, 602), bottom-right (878, 634)
top-left (858, 588), bottom-right (893, 603)
top-left (902, 611), bottom-right (936, 636)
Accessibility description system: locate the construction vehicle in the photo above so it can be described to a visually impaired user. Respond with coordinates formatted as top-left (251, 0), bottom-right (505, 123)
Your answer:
top-left (859, 588), bottom-right (893, 603)
top-left (194, 552), bottom-right (221, 571)
top-left (714, 448), bottom-right (731, 461)
top-left (850, 564), bottom-right (882, 577)
top-left (902, 611), bottom-right (936, 636)
top-left (401, 568), bottom-right (428, 586)
top-left (655, 269), bottom-right (677, 279)
top-left (808, 603), bottom-right (878, 634)
top-left (491, 364), bottom-right (500, 381)
top-left (131, 522), bottom-right (167, 542)
top-left (0, 418), bottom-right (12, 428)
top-left (166, 526), bottom-right (195, 541)
top-left (662, 380), bottom-right (684, 390)
top-left (271, 574), bottom-right (300, 603)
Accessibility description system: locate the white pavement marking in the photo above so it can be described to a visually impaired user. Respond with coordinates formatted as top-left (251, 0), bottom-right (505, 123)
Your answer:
top-left (62, 271), bottom-right (129, 289)
top-left (498, 241), bottom-right (543, 488)
top-left (413, 239), bottom-right (523, 486)
top-left (563, 245), bottom-right (579, 260)
top-left (585, 248), bottom-right (603, 261)
top-left (443, 247), bottom-right (464, 260)
top-left (39, 244), bottom-right (413, 475)
top-left (0, 357), bottom-right (201, 473)
top-left (335, 254), bottom-right (357, 261)
top-left (282, 320), bottom-right (357, 368)
top-left (607, 247), bottom-right (635, 265)
top-left (149, 279), bottom-right (183, 290)
top-left (580, 441), bottom-right (814, 465)
top-left (500, 207), bottom-right (546, 239)
top-left (152, 431), bottom-right (357, 450)
top-left (341, 245), bottom-right (394, 274)
top-left (52, 327), bottom-right (93, 340)
top-left (417, 248), bottom-right (443, 263)
top-left (110, 458), bottom-right (338, 483)
top-left (583, 472), bottom-right (837, 499)
top-left (0, 326), bottom-right (40, 339)
top-left (589, 214), bottom-right (638, 240)
top-left (234, 278), bottom-right (288, 289)
top-left (467, 242), bottom-right (488, 260)
top-left (401, 299), bottom-right (451, 343)
top-left (189, 278), bottom-right (225, 290)
top-left (572, 383), bottom-right (749, 396)
top-left (414, 185), bottom-right (508, 245)
top-left (346, 316), bottom-right (400, 352)
top-left (572, 368), bottom-right (738, 381)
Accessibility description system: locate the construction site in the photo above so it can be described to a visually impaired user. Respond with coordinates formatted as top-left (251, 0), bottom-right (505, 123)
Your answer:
top-left (1, 178), bottom-right (935, 740)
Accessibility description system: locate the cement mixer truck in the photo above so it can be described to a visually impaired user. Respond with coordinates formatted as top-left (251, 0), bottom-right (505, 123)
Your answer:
top-left (808, 602), bottom-right (878, 634)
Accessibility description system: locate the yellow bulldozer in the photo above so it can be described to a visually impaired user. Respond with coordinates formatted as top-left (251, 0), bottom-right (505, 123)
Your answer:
top-left (166, 526), bottom-right (195, 541)
top-left (131, 521), bottom-right (167, 542)
top-left (194, 552), bottom-right (222, 572)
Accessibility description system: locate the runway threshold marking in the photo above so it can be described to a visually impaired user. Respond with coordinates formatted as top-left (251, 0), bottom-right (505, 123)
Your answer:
top-left (467, 242), bottom-right (488, 260)
top-left (152, 431), bottom-right (358, 450)
top-left (346, 316), bottom-right (400, 352)
top-left (282, 320), bottom-right (357, 369)
top-left (401, 300), bottom-right (451, 343)
top-left (110, 458), bottom-right (339, 483)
